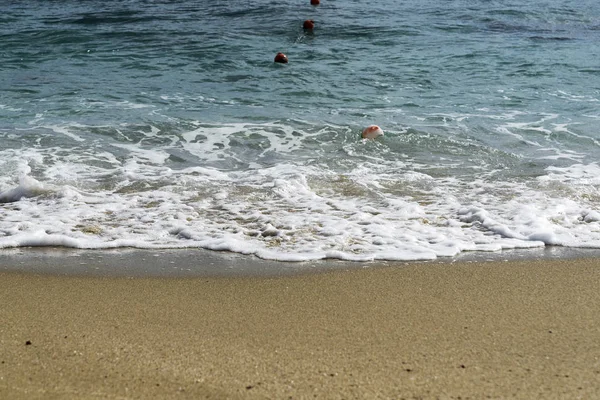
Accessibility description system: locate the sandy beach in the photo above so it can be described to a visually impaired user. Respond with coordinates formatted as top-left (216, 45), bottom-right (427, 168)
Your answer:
top-left (1, 255), bottom-right (600, 399)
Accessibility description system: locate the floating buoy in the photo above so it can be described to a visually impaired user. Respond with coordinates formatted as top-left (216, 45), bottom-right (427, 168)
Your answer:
top-left (362, 125), bottom-right (384, 139)
top-left (274, 52), bottom-right (288, 64)
top-left (303, 19), bottom-right (315, 30)
top-left (310, 0), bottom-right (320, 5)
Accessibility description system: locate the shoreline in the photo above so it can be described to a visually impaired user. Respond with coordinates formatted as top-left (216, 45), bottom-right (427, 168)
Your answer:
top-left (2, 255), bottom-right (600, 398)
top-left (1, 246), bottom-right (600, 277)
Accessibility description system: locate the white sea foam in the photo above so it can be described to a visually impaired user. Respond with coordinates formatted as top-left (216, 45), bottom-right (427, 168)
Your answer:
top-left (38, 125), bottom-right (85, 142)
top-left (0, 176), bottom-right (53, 203)
top-left (0, 121), bottom-right (599, 261)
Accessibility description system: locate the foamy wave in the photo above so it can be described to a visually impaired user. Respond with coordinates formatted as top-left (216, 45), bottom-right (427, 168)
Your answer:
top-left (0, 163), bottom-right (598, 261)
top-left (0, 176), bottom-right (54, 203)
top-left (1, 121), bottom-right (599, 261)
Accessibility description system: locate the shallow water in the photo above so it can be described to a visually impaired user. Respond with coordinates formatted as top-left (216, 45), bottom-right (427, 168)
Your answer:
top-left (1, 0), bottom-right (600, 262)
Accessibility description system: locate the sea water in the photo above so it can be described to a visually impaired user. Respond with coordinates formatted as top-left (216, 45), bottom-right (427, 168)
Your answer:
top-left (1, 0), bottom-right (600, 262)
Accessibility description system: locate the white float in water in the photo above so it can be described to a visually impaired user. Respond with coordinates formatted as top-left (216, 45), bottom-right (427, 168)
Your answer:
top-left (361, 125), bottom-right (384, 139)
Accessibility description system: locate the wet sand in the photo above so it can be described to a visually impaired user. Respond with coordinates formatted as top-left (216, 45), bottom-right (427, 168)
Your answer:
top-left (1, 256), bottom-right (600, 399)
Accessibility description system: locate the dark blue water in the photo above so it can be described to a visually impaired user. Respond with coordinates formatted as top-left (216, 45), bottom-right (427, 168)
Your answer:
top-left (3, 1), bottom-right (599, 124)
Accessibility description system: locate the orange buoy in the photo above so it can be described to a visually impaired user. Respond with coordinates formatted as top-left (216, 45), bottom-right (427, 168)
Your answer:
top-left (310, 0), bottom-right (320, 5)
top-left (303, 19), bottom-right (315, 30)
top-left (361, 125), bottom-right (384, 139)
top-left (274, 52), bottom-right (288, 64)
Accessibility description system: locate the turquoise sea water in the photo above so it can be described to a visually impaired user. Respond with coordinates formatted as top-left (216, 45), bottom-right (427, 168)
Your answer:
top-left (1, 0), bottom-right (600, 262)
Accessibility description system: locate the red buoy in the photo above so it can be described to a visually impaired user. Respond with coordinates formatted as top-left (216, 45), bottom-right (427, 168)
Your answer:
top-left (310, 0), bottom-right (320, 5)
top-left (303, 19), bottom-right (315, 30)
top-left (361, 125), bottom-right (384, 139)
top-left (274, 52), bottom-right (288, 64)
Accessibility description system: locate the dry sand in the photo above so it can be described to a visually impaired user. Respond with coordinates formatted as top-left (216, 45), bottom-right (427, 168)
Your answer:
top-left (1, 257), bottom-right (600, 399)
